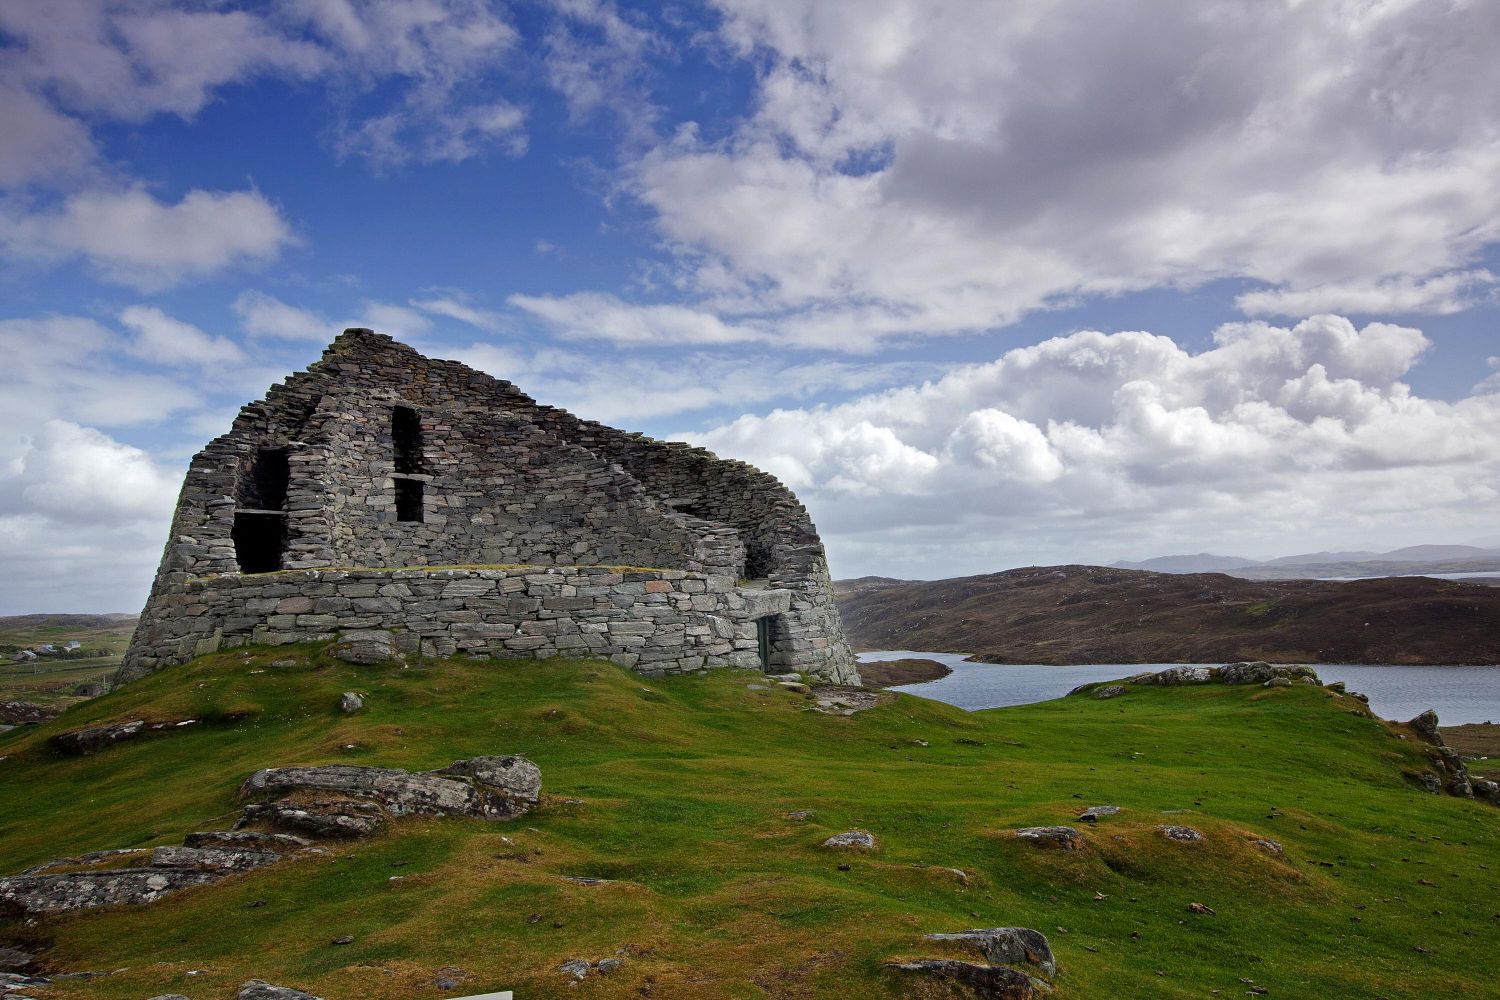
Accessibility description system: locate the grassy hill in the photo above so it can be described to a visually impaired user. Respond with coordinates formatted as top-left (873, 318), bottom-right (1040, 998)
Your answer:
top-left (0, 648), bottom-right (1497, 998)
top-left (835, 565), bottom-right (1500, 664)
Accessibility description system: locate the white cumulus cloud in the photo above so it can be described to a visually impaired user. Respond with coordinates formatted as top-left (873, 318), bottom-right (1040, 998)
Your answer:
top-left (685, 315), bottom-right (1500, 577)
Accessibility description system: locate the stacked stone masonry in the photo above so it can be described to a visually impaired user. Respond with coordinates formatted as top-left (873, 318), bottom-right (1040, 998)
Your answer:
top-left (123, 329), bottom-right (858, 684)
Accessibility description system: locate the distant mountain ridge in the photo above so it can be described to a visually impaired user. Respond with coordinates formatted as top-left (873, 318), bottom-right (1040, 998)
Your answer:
top-left (1113, 544), bottom-right (1500, 578)
top-left (833, 565), bottom-right (1500, 665)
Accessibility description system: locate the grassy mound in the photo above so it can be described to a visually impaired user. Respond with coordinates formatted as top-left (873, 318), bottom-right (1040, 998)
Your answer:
top-left (0, 650), bottom-right (1495, 999)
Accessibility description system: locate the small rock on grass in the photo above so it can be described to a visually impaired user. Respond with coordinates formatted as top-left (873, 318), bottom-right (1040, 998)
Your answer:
top-left (1014, 826), bottom-right (1083, 849)
top-left (823, 831), bottom-right (877, 850)
top-left (339, 692), bottom-right (363, 713)
top-left (1077, 805), bottom-right (1120, 823)
top-left (1157, 825), bottom-right (1203, 842)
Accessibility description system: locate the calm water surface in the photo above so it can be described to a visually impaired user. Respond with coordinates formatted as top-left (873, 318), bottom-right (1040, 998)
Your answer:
top-left (859, 650), bottom-right (1500, 725)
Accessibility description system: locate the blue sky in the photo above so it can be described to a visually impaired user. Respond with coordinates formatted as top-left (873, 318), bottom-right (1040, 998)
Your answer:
top-left (2, 0), bottom-right (1499, 613)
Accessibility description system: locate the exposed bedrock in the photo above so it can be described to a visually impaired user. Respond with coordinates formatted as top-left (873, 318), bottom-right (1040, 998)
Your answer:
top-left (0, 756), bottom-right (541, 917)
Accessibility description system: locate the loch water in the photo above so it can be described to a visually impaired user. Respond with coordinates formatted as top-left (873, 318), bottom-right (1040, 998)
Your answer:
top-left (858, 650), bottom-right (1500, 725)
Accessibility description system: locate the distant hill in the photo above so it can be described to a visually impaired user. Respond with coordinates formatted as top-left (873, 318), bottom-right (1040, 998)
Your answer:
top-left (1111, 553), bottom-right (1261, 573)
top-left (1112, 544), bottom-right (1500, 579)
top-left (834, 565), bottom-right (1500, 665)
top-left (0, 613), bottom-right (136, 633)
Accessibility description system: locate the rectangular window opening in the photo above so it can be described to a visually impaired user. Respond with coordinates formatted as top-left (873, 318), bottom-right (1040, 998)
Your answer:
top-left (393, 405), bottom-right (423, 474)
top-left (232, 512), bottom-right (284, 573)
top-left (238, 448), bottom-right (290, 510)
top-left (396, 478), bottom-right (425, 522)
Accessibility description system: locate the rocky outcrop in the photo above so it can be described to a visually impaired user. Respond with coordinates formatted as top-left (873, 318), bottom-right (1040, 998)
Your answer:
top-left (1403, 710), bottom-right (1494, 805)
top-left (238, 981), bottom-right (323, 1000)
top-left (0, 864), bottom-right (221, 916)
top-left (0, 756), bottom-right (541, 918)
top-left (52, 718), bottom-right (199, 755)
top-left (890, 926), bottom-right (1055, 998)
top-left (889, 960), bottom-right (1040, 999)
top-left (1158, 824), bottom-right (1204, 842)
top-left (0, 702), bottom-right (56, 725)
top-left (925, 927), bottom-right (1056, 977)
top-left (240, 755), bottom-right (541, 822)
top-left (1013, 826), bottom-right (1082, 849)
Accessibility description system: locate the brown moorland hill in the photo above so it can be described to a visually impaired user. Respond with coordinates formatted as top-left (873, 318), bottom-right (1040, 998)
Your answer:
top-left (835, 565), bottom-right (1500, 665)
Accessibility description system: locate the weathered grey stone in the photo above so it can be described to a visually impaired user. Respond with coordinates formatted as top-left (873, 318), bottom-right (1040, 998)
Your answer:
top-left (0, 947), bottom-right (35, 973)
top-left (1077, 805), bottom-right (1120, 823)
top-left (925, 927), bottom-right (1056, 977)
top-left (822, 831), bottom-right (877, 850)
top-left (182, 830), bottom-right (312, 852)
top-left (1158, 824), bottom-right (1204, 842)
top-left (889, 959), bottom-right (1040, 999)
top-left (241, 756), bottom-right (541, 822)
top-left (52, 718), bottom-right (199, 755)
top-left (1013, 826), bottom-right (1082, 849)
top-left (1407, 709), bottom-right (1442, 744)
top-left (237, 981), bottom-right (324, 1000)
top-left (1127, 666), bottom-right (1214, 685)
top-left (0, 701), bottom-right (58, 724)
top-left (1093, 684), bottom-right (1127, 699)
top-left (1219, 661), bottom-right (1320, 685)
top-left (327, 631), bottom-right (396, 665)
top-left (0, 868), bottom-right (219, 915)
top-left (339, 691), bottom-right (363, 713)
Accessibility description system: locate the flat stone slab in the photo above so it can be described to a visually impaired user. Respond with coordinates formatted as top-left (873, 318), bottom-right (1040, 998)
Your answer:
top-left (1158, 824), bottom-right (1204, 842)
top-left (240, 755), bottom-right (540, 821)
top-left (1077, 805), bottom-right (1120, 822)
top-left (822, 831), bottom-right (877, 850)
top-left (0, 868), bottom-right (220, 915)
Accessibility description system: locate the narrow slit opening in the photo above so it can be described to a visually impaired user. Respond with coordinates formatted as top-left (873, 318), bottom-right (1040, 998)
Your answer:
top-left (393, 405), bottom-right (423, 474)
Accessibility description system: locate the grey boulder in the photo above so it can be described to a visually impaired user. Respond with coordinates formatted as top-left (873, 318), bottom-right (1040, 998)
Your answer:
top-left (822, 830), bottom-right (877, 850)
top-left (925, 927), bottom-right (1056, 977)
top-left (339, 691), bottom-right (363, 713)
top-left (240, 756), bottom-right (542, 824)
top-left (889, 959), bottom-right (1041, 999)
top-left (238, 981), bottom-right (323, 1000)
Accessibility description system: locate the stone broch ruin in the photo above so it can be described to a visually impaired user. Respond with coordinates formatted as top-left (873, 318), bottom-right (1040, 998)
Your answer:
top-left (121, 328), bottom-right (858, 684)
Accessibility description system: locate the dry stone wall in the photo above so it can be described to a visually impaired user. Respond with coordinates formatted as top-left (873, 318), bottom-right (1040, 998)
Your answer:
top-left (122, 329), bottom-right (857, 685)
top-left (126, 567), bottom-right (787, 676)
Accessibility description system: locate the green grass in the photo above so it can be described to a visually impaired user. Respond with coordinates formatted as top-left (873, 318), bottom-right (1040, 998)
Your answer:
top-left (0, 650), bottom-right (1496, 999)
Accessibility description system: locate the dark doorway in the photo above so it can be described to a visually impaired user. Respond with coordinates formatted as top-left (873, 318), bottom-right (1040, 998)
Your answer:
top-left (393, 405), bottom-right (423, 474)
top-left (232, 512), bottom-right (285, 573)
top-left (396, 478), bottom-right (424, 522)
top-left (756, 616), bottom-right (778, 671)
top-left (238, 448), bottom-right (290, 510)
